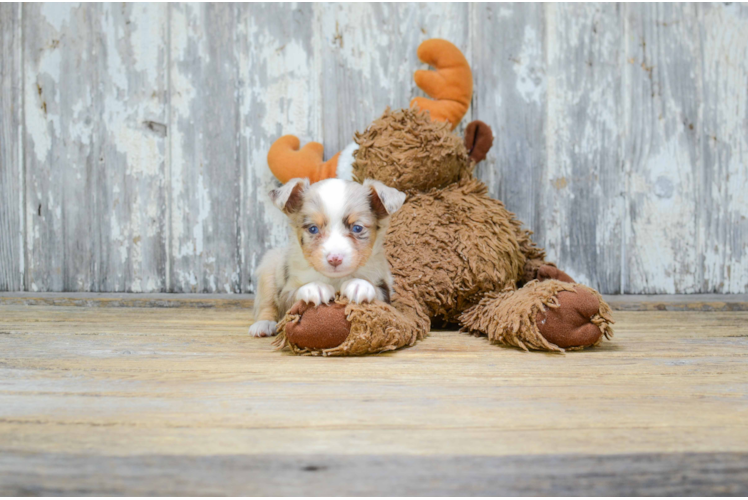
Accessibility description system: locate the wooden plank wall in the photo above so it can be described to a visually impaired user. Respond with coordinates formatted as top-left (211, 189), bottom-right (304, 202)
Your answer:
top-left (0, 3), bottom-right (746, 294)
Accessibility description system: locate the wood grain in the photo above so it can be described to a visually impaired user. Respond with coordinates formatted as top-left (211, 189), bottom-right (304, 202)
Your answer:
top-left (22, 4), bottom-right (168, 292)
top-left (0, 3), bottom-right (23, 291)
top-left (24, 3), bottom-right (98, 292)
top-left (543, 3), bottom-right (624, 292)
top-left (0, 452), bottom-right (746, 496)
top-left (622, 4), bottom-right (703, 294)
top-left (471, 3), bottom-right (545, 233)
top-left (240, 3), bottom-right (320, 292)
top-left (2, 3), bottom-right (748, 294)
top-left (0, 292), bottom-right (254, 309)
top-left (94, 4), bottom-right (169, 293)
top-left (0, 305), bottom-right (746, 494)
top-left (699, 3), bottom-right (748, 293)
top-left (169, 4), bottom-right (243, 293)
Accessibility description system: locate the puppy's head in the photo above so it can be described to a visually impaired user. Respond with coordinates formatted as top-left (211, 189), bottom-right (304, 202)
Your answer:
top-left (270, 178), bottom-right (406, 278)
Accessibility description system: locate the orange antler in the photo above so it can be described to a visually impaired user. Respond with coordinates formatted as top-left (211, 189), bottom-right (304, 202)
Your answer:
top-left (267, 135), bottom-right (339, 184)
top-left (410, 39), bottom-right (473, 130)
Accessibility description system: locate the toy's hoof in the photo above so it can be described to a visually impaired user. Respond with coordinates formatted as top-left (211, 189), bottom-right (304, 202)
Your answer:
top-left (536, 286), bottom-right (603, 348)
top-left (285, 301), bottom-right (351, 350)
top-left (537, 264), bottom-right (575, 284)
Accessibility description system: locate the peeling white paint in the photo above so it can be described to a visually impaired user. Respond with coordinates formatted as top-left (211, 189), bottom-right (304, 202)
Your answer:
top-left (700, 2), bottom-right (748, 292)
top-left (129, 4), bottom-right (164, 86)
top-left (622, 3), bottom-right (705, 294)
top-left (629, 138), bottom-right (699, 293)
top-left (24, 40), bottom-right (61, 162)
top-left (259, 39), bottom-right (315, 136)
top-left (515, 25), bottom-right (545, 105)
top-left (102, 6), bottom-right (129, 93)
top-left (40, 3), bottom-right (74, 32)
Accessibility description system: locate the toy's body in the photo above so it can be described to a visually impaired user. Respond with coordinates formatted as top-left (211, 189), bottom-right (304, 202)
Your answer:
top-left (265, 40), bottom-right (613, 355)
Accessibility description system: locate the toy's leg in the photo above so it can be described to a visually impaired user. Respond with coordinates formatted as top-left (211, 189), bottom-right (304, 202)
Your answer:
top-left (274, 294), bottom-right (429, 356)
top-left (459, 279), bottom-right (614, 352)
top-left (516, 226), bottom-right (575, 286)
top-left (523, 260), bottom-right (576, 285)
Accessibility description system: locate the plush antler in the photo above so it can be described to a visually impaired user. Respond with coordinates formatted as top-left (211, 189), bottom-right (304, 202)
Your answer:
top-left (410, 39), bottom-right (473, 130)
top-left (267, 135), bottom-right (340, 184)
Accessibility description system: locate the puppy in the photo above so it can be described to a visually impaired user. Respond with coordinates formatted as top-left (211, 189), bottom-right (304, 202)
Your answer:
top-left (249, 177), bottom-right (406, 337)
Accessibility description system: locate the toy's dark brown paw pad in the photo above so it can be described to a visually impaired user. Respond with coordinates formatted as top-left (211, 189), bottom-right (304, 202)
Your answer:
top-left (536, 287), bottom-right (603, 349)
top-left (537, 264), bottom-right (576, 284)
top-left (285, 301), bottom-right (351, 350)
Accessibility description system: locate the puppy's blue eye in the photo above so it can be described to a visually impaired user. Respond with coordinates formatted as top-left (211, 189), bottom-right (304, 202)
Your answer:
top-left (308, 225), bottom-right (319, 235)
top-left (352, 224), bottom-right (364, 234)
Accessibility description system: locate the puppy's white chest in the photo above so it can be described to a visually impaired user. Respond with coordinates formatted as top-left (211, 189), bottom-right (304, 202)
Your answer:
top-left (284, 263), bottom-right (341, 291)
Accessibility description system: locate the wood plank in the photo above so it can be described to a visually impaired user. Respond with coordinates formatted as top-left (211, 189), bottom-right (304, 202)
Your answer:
top-left (0, 292), bottom-right (254, 309)
top-left (0, 452), bottom-right (746, 496)
top-left (23, 4), bottom-right (168, 292)
top-left (470, 3), bottom-right (545, 234)
top-left (0, 3), bottom-right (24, 291)
top-left (0, 305), bottom-right (747, 494)
top-left (240, 3), bottom-right (320, 293)
top-left (168, 3), bottom-right (243, 293)
top-left (542, 4), bottom-right (624, 292)
top-left (0, 307), bottom-right (746, 452)
top-left (622, 4), bottom-right (703, 293)
top-left (23, 3), bottom-right (100, 292)
top-left (315, 3), bottom-right (471, 157)
top-left (604, 293), bottom-right (748, 312)
top-left (699, 3), bottom-right (748, 293)
top-left (93, 4), bottom-right (169, 292)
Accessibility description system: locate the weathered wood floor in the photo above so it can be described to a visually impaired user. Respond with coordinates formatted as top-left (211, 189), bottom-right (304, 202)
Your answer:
top-left (0, 302), bottom-right (747, 495)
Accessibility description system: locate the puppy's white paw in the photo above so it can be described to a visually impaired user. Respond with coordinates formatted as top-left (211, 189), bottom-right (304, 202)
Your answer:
top-left (295, 282), bottom-right (336, 306)
top-left (341, 279), bottom-right (377, 304)
top-left (249, 320), bottom-right (278, 337)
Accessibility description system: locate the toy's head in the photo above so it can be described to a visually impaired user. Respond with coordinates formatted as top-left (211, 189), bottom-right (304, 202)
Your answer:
top-left (352, 37), bottom-right (493, 192)
top-left (352, 107), bottom-right (494, 192)
top-left (348, 39), bottom-right (488, 192)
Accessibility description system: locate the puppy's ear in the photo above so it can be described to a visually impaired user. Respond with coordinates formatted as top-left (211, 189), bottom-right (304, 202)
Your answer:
top-left (269, 178), bottom-right (310, 214)
top-left (364, 179), bottom-right (406, 219)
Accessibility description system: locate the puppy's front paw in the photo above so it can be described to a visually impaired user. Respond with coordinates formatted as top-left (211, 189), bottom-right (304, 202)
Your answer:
top-left (295, 282), bottom-right (336, 306)
top-left (341, 279), bottom-right (377, 304)
top-left (248, 320), bottom-right (278, 337)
